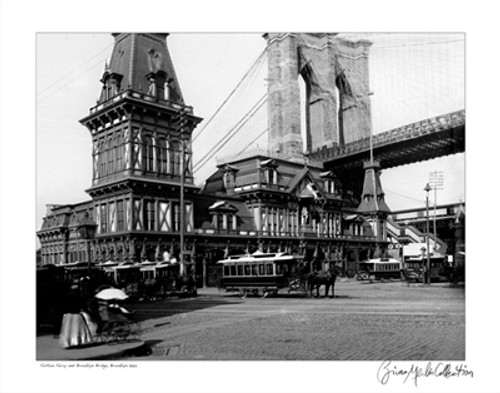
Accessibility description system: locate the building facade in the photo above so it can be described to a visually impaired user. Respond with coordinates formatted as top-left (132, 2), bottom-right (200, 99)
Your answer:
top-left (37, 33), bottom-right (391, 285)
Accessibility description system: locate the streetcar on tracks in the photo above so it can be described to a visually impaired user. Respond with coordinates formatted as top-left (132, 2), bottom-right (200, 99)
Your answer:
top-left (355, 258), bottom-right (402, 283)
top-left (217, 251), bottom-right (305, 297)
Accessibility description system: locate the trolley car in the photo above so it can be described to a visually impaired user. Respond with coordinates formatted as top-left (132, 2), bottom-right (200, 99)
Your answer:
top-left (217, 251), bottom-right (305, 297)
top-left (404, 254), bottom-right (448, 282)
top-left (356, 258), bottom-right (402, 282)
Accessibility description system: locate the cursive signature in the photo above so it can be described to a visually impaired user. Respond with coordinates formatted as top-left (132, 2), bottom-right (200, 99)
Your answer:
top-left (377, 360), bottom-right (474, 387)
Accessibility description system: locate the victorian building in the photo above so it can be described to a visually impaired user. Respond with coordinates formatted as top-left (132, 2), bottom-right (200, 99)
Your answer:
top-left (37, 33), bottom-right (391, 285)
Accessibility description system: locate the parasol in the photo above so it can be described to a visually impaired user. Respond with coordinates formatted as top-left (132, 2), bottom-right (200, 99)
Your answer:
top-left (95, 287), bottom-right (128, 301)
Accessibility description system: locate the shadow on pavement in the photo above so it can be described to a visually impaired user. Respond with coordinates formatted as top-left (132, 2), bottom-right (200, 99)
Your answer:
top-left (124, 297), bottom-right (243, 323)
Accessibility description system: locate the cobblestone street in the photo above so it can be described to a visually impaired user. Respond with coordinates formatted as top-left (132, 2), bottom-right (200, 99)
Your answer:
top-left (123, 280), bottom-right (465, 361)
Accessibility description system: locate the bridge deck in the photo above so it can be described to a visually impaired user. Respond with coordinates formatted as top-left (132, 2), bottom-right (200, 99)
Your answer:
top-left (311, 110), bottom-right (465, 172)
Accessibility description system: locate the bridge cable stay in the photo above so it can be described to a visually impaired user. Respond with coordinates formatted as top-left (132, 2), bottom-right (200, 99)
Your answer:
top-left (309, 34), bottom-right (464, 161)
top-left (193, 93), bottom-right (268, 173)
top-left (236, 128), bottom-right (269, 156)
top-left (193, 93), bottom-right (267, 171)
top-left (375, 55), bottom-right (463, 114)
top-left (37, 49), bottom-right (115, 105)
top-left (368, 34), bottom-right (464, 135)
top-left (193, 35), bottom-right (464, 180)
top-left (192, 49), bottom-right (268, 175)
top-left (384, 188), bottom-right (426, 204)
top-left (192, 47), bottom-right (268, 143)
top-left (326, 34), bottom-right (464, 141)
top-left (37, 42), bottom-right (114, 100)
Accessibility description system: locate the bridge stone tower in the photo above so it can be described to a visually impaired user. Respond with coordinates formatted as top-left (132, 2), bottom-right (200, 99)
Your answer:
top-left (264, 33), bottom-right (373, 158)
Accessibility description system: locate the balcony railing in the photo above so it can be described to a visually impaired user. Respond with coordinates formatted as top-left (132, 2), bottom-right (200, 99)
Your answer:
top-left (216, 148), bottom-right (323, 167)
top-left (309, 109), bottom-right (465, 161)
top-left (89, 89), bottom-right (194, 115)
top-left (233, 182), bottom-right (287, 193)
top-left (194, 227), bottom-right (376, 241)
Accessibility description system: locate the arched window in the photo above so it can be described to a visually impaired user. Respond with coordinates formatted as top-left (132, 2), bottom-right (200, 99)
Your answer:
top-left (116, 200), bottom-right (125, 231)
top-left (101, 203), bottom-right (108, 233)
top-left (115, 134), bottom-right (124, 172)
top-left (266, 168), bottom-right (277, 184)
top-left (170, 140), bottom-right (180, 176)
top-left (157, 138), bottom-right (168, 174)
top-left (298, 73), bottom-right (310, 153)
top-left (324, 178), bottom-right (335, 194)
top-left (142, 135), bottom-right (155, 172)
top-left (98, 140), bottom-right (106, 178)
top-left (336, 74), bottom-right (350, 146)
top-left (143, 199), bottom-right (156, 231)
top-left (107, 137), bottom-right (114, 174)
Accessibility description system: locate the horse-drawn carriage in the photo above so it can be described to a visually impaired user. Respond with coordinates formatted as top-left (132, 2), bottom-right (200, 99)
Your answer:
top-left (355, 258), bottom-right (402, 283)
top-left (217, 252), bottom-right (343, 298)
top-left (217, 252), bottom-right (307, 297)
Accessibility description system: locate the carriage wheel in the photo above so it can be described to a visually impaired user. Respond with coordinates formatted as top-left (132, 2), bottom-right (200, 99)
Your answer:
top-left (289, 278), bottom-right (301, 292)
top-left (113, 324), bottom-right (131, 342)
top-left (239, 291), bottom-right (247, 299)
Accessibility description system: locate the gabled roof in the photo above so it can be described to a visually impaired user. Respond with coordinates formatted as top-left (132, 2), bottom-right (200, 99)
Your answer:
top-left (193, 195), bottom-right (256, 232)
top-left (208, 201), bottom-right (239, 212)
top-left (343, 214), bottom-right (364, 221)
top-left (287, 168), bottom-right (326, 200)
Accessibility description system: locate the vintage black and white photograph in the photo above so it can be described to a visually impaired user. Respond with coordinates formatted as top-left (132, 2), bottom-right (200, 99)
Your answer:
top-left (2, 1), bottom-right (500, 393)
top-left (35, 31), bottom-right (466, 362)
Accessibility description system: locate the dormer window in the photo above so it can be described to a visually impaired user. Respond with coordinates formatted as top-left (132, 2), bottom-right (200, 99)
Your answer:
top-left (146, 71), bottom-right (166, 99)
top-left (260, 159), bottom-right (279, 185)
top-left (324, 178), bottom-right (335, 194)
top-left (209, 201), bottom-right (239, 232)
top-left (99, 71), bottom-right (123, 102)
top-left (222, 165), bottom-right (239, 190)
top-left (320, 170), bottom-right (340, 195)
top-left (266, 168), bottom-right (277, 184)
top-left (223, 172), bottom-right (234, 189)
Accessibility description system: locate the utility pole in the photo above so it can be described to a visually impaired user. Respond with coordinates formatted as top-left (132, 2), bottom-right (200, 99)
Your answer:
top-left (428, 171), bottom-right (444, 251)
top-left (424, 183), bottom-right (432, 285)
top-left (176, 108), bottom-right (188, 277)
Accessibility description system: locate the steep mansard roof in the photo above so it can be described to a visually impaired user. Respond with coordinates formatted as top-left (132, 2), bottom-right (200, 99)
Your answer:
top-left (99, 33), bottom-right (184, 104)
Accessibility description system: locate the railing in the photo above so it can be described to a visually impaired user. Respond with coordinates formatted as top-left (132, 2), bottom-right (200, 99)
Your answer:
top-left (233, 182), bottom-right (287, 193)
top-left (309, 109), bottom-right (465, 161)
top-left (195, 226), bottom-right (376, 241)
top-left (216, 148), bottom-right (323, 167)
top-left (89, 89), bottom-right (194, 115)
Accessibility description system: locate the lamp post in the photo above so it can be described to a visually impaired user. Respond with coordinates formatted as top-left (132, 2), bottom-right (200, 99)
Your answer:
top-left (424, 183), bottom-right (432, 285)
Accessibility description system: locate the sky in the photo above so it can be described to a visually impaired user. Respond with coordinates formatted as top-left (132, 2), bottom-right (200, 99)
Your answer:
top-left (36, 32), bottom-right (465, 236)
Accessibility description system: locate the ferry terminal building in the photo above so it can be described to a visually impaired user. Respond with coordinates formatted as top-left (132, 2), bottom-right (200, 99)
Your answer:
top-left (37, 33), bottom-right (392, 286)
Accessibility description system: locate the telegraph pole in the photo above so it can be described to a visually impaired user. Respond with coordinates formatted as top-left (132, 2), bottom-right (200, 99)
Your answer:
top-left (176, 108), bottom-right (188, 277)
top-left (424, 183), bottom-right (432, 285)
top-left (428, 171), bottom-right (444, 251)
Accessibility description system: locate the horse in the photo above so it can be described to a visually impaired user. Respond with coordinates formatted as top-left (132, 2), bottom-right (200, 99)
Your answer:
top-left (143, 277), bottom-right (159, 300)
top-left (178, 273), bottom-right (198, 295)
top-left (307, 268), bottom-right (342, 298)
